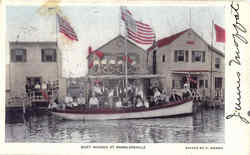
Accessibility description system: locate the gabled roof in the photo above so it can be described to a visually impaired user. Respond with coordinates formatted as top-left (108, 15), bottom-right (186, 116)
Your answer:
top-left (148, 29), bottom-right (190, 51)
top-left (147, 28), bottom-right (224, 57)
top-left (95, 35), bottom-right (146, 54)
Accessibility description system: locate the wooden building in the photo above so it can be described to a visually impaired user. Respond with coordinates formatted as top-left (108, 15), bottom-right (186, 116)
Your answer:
top-left (85, 35), bottom-right (162, 99)
top-left (6, 41), bottom-right (67, 106)
top-left (148, 28), bottom-right (225, 101)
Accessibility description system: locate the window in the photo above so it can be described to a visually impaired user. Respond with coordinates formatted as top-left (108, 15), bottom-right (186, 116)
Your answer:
top-left (172, 79), bottom-right (184, 89)
top-left (215, 77), bottom-right (223, 88)
top-left (192, 50), bottom-right (205, 62)
top-left (174, 50), bottom-right (184, 62)
top-left (215, 57), bottom-right (220, 69)
top-left (11, 48), bottom-right (27, 62)
top-left (205, 80), bottom-right (208, 88)
top-left (162, 54), bottom-right (166, 63)
top-left (41, 48), bottom-right (57, 62)
top-left (199, 80), bottom-right (204, 88)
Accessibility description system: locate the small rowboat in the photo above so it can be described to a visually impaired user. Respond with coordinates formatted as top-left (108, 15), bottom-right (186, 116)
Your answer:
top-left (51, 99), bottom-right (193, 120)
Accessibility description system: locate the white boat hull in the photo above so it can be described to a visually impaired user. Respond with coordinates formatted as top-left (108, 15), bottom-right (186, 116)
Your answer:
top-left (51, 100), bottom-right (193, 120)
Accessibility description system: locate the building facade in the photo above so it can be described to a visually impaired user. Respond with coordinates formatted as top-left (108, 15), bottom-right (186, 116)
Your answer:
top-left (148, 28), bottom-right (225, 100)
top-left (84, 35), bottom-right (154, 99)
top-left (7, 41), bottom-right (66, 104)
top-left (88, 35), bottom-right (150, 76)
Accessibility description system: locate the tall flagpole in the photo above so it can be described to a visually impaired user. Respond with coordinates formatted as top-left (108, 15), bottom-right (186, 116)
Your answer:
top-left (189, 8), bottom-right (191, 28)
top-left (125, 22), bottom-right (128, 100)
top-left (122, 6), bottom-right (128, 99)
top-left (210, 20), bottom-right (214, 100)
top-left (55, 14), bottom-right (60, 85)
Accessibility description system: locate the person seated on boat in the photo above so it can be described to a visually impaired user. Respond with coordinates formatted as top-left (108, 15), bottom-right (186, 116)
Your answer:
top-left (64, 95), bottom-right (73, 109)
top-left (89, 94), bottom-right (99, 109)
top-left (48, 99), bottom-right (58, 111)
top-left (72, 96), bottom-right (79, 108)
top-left (77, 93), bottom-right (86, 109)
top-left (93, 82), bottom-right (103, 96)
top-left (136, 97), bottom-right (144, 108)
top-left (115, 98), bottom-right (123, 109)
top-left (108, 88), bottom-right (114, 108)
top-left (160, 89), bottom-right (169, 103)
top-left (153, 87), bottom-right (161, 104)
top-left (170, 90), bottom-right (182, 102)
top-left (61, 102), bottom-right (66, 111)
top-left (144, 100), bottom-right (150, 108)
top-left (136, 85), bottom-right (144, 101)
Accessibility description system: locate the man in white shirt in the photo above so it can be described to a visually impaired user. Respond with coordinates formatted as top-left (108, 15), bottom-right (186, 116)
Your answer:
top-left (89, 94), bottom-right (99, 109)
top-left (77, 93), bottom-right (86, 108)
top-left (35, 82), bottom-right (41, 89)
top-left (115, 98), bottom-right (123, 108)
top-left (34, 82), bottom-right (41, 99)
top-left (154, 88), bottom-right (161, 104)
top-left (41, 81), bottom-right (47, 90)
top-left (64, 95), bottom-right (73, 108)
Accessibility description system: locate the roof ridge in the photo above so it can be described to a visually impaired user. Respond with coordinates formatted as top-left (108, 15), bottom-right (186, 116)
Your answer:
top-left (147, 28), bottom-right (190, 51)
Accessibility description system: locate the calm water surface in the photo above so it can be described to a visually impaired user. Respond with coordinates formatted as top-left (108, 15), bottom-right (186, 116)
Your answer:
top-left (5, 108), bottom-right (224, 143)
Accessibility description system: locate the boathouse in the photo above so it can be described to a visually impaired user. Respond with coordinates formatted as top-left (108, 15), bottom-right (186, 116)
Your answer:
top-left (85, 35), bottom-right (161, 98)
top-left (6, 41), bottom-right (67, 106)
top-left (147, 28), bottom-right (225, 102)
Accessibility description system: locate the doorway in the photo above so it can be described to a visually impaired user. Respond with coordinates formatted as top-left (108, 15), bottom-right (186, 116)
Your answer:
top-left (26, 77), bottom-right (42, 88)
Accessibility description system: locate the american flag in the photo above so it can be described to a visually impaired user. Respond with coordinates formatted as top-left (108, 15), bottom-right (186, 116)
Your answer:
top-left (57, 14), bottom-right (78, 41)
top-left (121, 6), bottom-right (155, 45)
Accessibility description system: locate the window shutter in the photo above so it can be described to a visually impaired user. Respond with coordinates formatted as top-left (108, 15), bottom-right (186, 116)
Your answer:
top-left (41, 49), bottom-right (44, 62)
top-left (10, 49), bottom-right (15, 62)
top-left (174, 51), bottom-right (177, 62)
top-left (192, 51), bottom-right (195, 62)
top-left (53, 49), bottom-right (57, 62)
top-left (185, 50), bottom-right (189, 62)
top-left (202, 51), bottom-right (205, 62)
top-left (24, 50), bottom-right (27, 62)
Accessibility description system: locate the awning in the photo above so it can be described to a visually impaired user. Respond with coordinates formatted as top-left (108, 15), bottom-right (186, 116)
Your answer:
top-left (86, 74), bottom-right (165, 80)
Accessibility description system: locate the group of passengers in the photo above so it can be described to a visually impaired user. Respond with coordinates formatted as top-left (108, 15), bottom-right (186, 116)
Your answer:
top-left (49, 81), bottom-right (193, 111)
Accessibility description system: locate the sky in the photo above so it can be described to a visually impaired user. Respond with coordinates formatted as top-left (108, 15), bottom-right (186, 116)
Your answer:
top-left (6, 4), bottom-right (225, 78)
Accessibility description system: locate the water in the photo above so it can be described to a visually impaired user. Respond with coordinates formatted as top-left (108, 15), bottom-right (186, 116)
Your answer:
top-left (5, 108), bottom-right (224, 143)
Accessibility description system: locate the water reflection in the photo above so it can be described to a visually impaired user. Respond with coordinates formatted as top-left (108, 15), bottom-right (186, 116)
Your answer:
top-left (5, 109), bottom-right (224, 143)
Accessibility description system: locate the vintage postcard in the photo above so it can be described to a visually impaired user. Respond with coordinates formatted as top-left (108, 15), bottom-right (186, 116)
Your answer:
top-left (0, 0), bottom-right (250, 155)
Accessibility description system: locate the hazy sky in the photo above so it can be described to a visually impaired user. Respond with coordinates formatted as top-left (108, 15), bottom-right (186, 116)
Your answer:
top-left (7, 4), bottom-right (225, 77)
